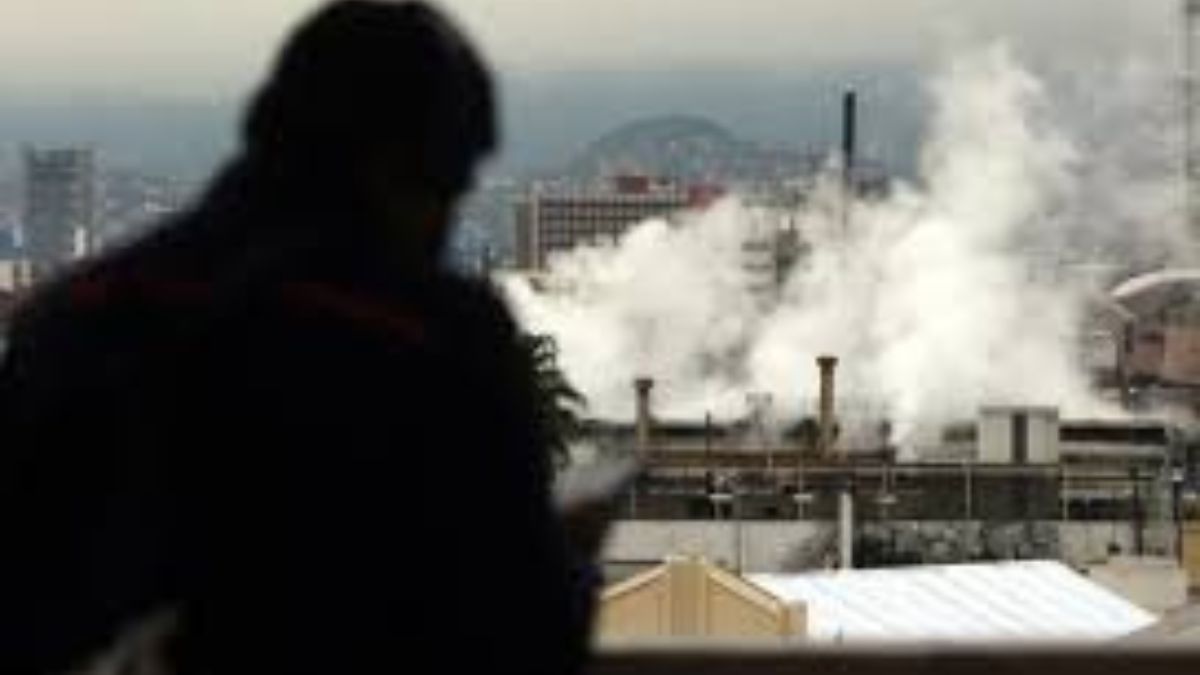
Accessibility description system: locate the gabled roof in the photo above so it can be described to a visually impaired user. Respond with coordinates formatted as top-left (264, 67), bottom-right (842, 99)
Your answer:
top-left (599, 557), bottom-right (803, 641)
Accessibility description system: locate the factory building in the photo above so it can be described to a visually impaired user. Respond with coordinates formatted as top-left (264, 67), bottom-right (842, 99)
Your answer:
top-left (513, 175), bottom-right (722, 271)
top-left (586, 361), bottom-right (1196, 577)
top-left (592, 404), bottom-right (1180, 526)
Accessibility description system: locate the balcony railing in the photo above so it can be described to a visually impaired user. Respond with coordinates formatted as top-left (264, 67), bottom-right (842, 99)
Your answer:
top-left (587, 644), bottom-right (1200, 675)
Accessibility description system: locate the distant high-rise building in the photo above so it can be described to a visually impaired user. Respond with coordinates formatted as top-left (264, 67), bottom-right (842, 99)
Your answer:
top-left (514, 175), bottom-right (722, 271)
top-left (23, 146), bottom-right (97, 278)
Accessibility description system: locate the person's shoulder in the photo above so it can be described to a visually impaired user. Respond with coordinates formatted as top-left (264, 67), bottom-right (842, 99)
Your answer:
top-left (9, 262), bottom-right (108, 347)
top-left (432, 274), bottom-right (517, 335)
top-left (7, 225), bottom-right (182, 350)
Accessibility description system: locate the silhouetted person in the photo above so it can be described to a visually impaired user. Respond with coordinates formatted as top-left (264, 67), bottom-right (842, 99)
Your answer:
top-left (0, 3), bottom-right (598, 673)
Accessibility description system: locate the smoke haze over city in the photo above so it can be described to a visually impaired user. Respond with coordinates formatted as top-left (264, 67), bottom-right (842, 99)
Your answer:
top-left (504, 44), bottom-right (1184, 450)
top-left (0, 4), bottom-right (1192, 446)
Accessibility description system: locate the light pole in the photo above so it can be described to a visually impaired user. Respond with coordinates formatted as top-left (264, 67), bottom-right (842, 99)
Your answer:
top-left (1173, 468), bottom-right (1186, 563)
top-left (963, 459), bottom-right (974, 521)
top-left (1131, 467), bottom-right (1145, 557)
top-left (1061, 464), bottom-right (1070, 524)
top-left (877, 462), bottom-right (898, 519)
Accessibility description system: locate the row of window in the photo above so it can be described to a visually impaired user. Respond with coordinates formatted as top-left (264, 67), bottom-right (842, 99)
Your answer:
top-left (542, 222), bottom-right (626, 234)
top-left (536, 202), bottom-right (684, 216)
top-left (541, 233), bottom-right (622, 249)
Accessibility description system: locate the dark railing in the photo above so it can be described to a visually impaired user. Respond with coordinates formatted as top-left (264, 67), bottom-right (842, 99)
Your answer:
top-left (587, 645), bottom-right (1200, 675)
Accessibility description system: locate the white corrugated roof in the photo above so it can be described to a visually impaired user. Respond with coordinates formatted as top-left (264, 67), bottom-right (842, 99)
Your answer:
top-left (749, 561), bottom-right (1156, 644)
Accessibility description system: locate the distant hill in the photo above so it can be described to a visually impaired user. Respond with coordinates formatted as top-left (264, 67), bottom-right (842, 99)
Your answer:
top-left (500, 68), bottom-right (927, 181)
top-left (582, 115), bottom-right (739, 157)
top-left (562, 114), bottom-right (816, 182)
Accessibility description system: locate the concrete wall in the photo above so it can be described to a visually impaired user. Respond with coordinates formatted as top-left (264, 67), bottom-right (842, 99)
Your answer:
top-left (1085, 557), bottom-right (1189, 613)
top-left (605, 520), bottom-right (1176, 574)
top-left (1060, 522), bottom-right (1140, 564)
top-left (606, 521), bottom-right (827, 573)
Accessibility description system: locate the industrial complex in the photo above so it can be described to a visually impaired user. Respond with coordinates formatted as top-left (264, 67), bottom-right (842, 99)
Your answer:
top-left (525, 6), bottom-right (1200, 646)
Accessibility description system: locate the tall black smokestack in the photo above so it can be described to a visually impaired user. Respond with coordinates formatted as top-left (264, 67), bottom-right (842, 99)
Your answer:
top-left (838, 88), bottom-right (858, 244)
top-left (842, 88), bottom-right (857, 182)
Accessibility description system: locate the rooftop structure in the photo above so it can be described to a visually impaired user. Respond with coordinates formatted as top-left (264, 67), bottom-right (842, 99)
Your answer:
top-left (750, 561), bottom-right (1156, 644)
top-left (598, 556), bottom-right (804, 643)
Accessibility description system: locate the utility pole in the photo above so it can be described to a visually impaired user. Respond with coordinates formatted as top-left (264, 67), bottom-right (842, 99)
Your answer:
top-left (1173, 468), bottom-right (1186, 563)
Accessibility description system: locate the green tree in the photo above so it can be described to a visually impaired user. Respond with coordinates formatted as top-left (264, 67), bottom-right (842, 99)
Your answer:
top-left (520, 333), bottom-right (587, 471)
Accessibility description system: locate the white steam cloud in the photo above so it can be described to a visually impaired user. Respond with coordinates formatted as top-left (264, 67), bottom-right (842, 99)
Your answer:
top-left (502, 45), bottom-right (1163, 449)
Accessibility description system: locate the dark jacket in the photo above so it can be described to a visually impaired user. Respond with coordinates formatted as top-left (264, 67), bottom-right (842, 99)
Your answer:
top-left (0, 160), bottom-right (592, 674)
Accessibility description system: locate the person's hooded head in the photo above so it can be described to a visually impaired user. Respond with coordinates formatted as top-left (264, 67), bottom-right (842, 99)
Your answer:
top-left (241, 1), bottom-right (496, 261)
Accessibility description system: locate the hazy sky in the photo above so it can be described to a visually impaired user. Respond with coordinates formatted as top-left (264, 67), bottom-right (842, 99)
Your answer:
top-left (0, 0), bottom-right (1179, 98)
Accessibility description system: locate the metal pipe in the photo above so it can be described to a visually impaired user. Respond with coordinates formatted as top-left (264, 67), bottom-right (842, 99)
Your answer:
top-left (635, 451), bottom-right (1164, 478)
top-left (965, 460), bottom-right (974, 521)
top-left (734, 493), bottom-right (744, 573)
top-left (839, 488), bottom-right (854, 569)
top-left (1061, 465), bottom-right (1070, 523)
top-left (1173, 468), bottom-right (1185, 563)
top-left (704, 411), bottom-right (713, 499)
top-left (1132, 467), bottom-right (1145, 556)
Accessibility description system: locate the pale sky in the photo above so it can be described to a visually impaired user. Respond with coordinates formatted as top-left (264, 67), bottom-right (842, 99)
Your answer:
top-left (0, 0), bottom-right (1179, 98)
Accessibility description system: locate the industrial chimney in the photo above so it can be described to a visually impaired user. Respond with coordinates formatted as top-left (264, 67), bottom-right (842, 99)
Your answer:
top-left (816, 356), bottom-right (839, 457)
top-left (840, 88), bottom-right (857, 243)
top-left (635, 377), bottom-right (654, 452)
top-left (843, 89), bottom-right (857, 178)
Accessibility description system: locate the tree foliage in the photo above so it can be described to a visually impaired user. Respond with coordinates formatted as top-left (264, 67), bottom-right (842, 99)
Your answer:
top-left (519, 333), bottom-right (587, 470)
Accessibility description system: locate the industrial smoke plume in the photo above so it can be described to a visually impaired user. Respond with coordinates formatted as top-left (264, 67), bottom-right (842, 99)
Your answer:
top-left (502, 44), bottom-right (1179, 451)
